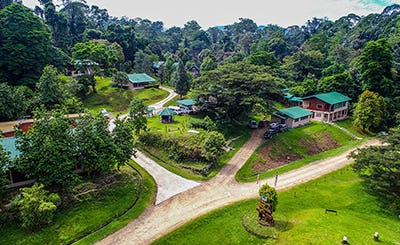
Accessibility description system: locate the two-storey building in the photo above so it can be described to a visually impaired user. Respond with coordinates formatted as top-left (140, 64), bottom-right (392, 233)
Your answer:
top-left (301, 92), bottom-right (351, 122)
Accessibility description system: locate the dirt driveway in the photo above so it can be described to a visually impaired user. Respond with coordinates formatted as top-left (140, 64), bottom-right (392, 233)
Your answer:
top-left (97, 129), bottom-right (379, 245)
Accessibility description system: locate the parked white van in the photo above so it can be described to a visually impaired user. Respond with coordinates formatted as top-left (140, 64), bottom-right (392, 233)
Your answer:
top-left (167, 106), bottom-right (183, 115)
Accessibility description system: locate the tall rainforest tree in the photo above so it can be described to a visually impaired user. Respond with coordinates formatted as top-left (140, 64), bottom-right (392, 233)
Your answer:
top-left (112, 118), bottom-right (135, 170)
top-left (193, 62), bottom-right (282, 120)
top-left (173, 60), bottom-right (190, 99)
top-left (36, 65), bottom-right (67, 109)
top-left (350, 128), bottom-right (400, 214)
top-left (0, 3), bottom-right (55, 86)
top-left (16, 109), bottom-right (78, 187)
top-left (353, 90), bottom-right (384, 131)
top-left (74, 114), bottom-right (117, 175)
top-left (112, 71), bottom-right (130, 91)
top-left (128, 97), bottom-right (148, 135)
top-left (359, 39), bottom-right (397, 97)
top-left (0, 83), bottom-right (31, 121)
top-left (37, 0), bottom-right (70, 51)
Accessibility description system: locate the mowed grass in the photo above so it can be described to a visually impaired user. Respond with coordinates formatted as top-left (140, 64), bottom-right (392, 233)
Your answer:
top-left (236, 122), bottom-right (358, 182)
top-left (153, 167), bottom-right (400, 245)
top-left (334, 117), bottom-right (373, 138)
top-left (83, 76), bottom-right (169, 115)
top-left (74, 162), bottom-right (156, 245)
top-left (0, 162), bottom-right (156, 245)
top-left (143, 115), bottom-right (252, 181)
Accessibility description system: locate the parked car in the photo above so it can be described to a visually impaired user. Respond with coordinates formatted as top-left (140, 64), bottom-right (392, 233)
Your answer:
top-left (249, 120), bottom-right (258, 129)
top-left (100, 109), bottom-right (111, 119)
top-left (269, 122), bottom-right (288, 132)
top-left (258, 119), bottom-right (269, 128)
top-left (168, 106), bottom-right (183, 115)
top-left (264, 123), bottom-right (288, 139)
top-left (278, 124), bottom-right (288, 132)
top-left (178, 105), bottom-right (193, 114)
top-left (264, 128), bottom-right (279, 139)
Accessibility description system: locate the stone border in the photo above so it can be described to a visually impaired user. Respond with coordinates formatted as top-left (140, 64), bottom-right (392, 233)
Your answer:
top-left (68, 163), bottom-right (143, 244)
top-left (241, 215), bottom-right (272, 239)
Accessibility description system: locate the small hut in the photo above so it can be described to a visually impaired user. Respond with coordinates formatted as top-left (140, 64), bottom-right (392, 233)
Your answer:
top-left (157, 108), bottom-right (176, 123)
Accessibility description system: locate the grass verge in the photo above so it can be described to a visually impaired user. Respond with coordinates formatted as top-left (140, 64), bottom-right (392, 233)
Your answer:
top-left (153, 166), bottom-right (400, 245)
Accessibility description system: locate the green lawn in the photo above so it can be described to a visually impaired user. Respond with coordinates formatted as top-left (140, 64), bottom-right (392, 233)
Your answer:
top-left (83, 76), bottom-right (169, 115)
top-left (153, 167), bottom-right (400, 245)
top-left (236, 122), bottom-right (358, 182)
top-left (143, 115), bottom-right (252, 180)
top-left (0, 162), bottom-right (156, 245)
top-left (74, 162), bottom-right (156, 245)
top-left (334, 117), bottom-right (373, 138)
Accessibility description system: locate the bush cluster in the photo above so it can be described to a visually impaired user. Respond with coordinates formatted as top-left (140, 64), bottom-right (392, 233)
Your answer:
top-left (139, 130), bottom-right (225, 163)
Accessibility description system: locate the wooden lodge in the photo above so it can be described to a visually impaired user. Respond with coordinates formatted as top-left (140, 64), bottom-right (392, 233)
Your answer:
top-left (302, 92), bottom-right (351, 122)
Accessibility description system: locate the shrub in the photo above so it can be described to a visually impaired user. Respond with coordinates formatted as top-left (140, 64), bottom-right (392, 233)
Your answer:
top-left (190, 116), bottom-right (217, 131)
top-left (11, 184), bottom-right (61, 231)
top-left (258, 184), bottom-right (278, 212)
top-left (201, 131), bottom-right (226, 162)
top-left (139, 130), bottom-right (226, 163)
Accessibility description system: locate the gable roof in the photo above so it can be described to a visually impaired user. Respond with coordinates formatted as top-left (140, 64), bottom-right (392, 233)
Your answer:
top-left (128, 73), bottom-right (156, 84)
top-left (304, 92), bottom-right (351, 105)
top-left (277, 106), bottom-right (312, 119)
top-left (177, 99), bottom-right (196, 107)
top-left (284, 93), bottom-right (303, 102)
top-left (157, 108), bottom-right (176, 116)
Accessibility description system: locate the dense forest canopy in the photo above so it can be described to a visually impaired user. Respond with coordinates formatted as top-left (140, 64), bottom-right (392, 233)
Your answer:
top-left (0, 1), bottom-right (399, 128)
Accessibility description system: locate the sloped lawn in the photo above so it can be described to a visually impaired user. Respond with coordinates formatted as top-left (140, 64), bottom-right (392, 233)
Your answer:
top-left (153, 167), bottom-right (400, 245)
top-left (236, 122), bottom-right (359, 182)
top-left (83, 76), bottom-right (169, 115)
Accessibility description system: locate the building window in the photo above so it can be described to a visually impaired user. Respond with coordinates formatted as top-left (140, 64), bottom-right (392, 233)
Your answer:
top-left (294, 118), bottom-right (299, 122)
top-left (316, 113), bottom-right (321, 117)
top-left (300, 116), bottom-right (309, 120)
top-left (317, 104), bottom-right (323, 109)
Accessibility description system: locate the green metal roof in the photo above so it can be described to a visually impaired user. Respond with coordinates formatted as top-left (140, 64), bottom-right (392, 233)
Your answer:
top-left (312, 92), bottom-right (351, 104)
top-left (283, 92), bottom-right (303, 102)
top-left (157, 108), bottom-right (176, 116)
top-left (177, 99), bottom-right (196, 106)
top-left (128, 73), bottom-right (156, 84)
top-left (0, 137), bottom-right (20, 160)
top-left (289, 96), bottom-right (302, 102)
top-left (278, 106), bottom-right (312, 119)
top-left (272, 112), bottom-right (287, 120)
top-left (283, 93), bottom-right (293, 99)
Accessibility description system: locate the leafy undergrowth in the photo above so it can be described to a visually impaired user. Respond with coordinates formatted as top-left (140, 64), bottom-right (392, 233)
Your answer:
top-left (0, 162), bottom-right (155, 245)
top-left (236, 122), bottom-right (356, 182)
top-left (153, 167), bottom-right (400, 245)
top-left (83, 76), bottom-right (169, 115)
